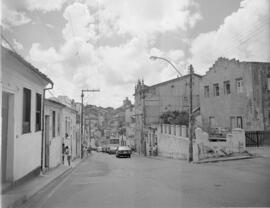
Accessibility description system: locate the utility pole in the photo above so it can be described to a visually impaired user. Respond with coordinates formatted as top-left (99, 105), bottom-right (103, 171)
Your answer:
top-left (188, 65), bottom-right (194, 162)
top-left (141, 82), bottom-right (146, 156)
top-left (81, 89), bottom-right (100, 158)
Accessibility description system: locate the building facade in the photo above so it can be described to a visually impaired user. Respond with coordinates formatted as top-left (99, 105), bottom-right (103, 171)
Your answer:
top-left (200, 57), bottom-right (270, 133)
top-left (134, 74), bottom-right (202, 155)
top-left (1, 46), bottom-right (52, 184)
top-left (44, 99), bottom-right (65, 169)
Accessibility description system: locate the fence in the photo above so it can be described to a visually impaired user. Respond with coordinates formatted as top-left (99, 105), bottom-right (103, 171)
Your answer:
top-left (245, 131), bottom-right (270, 147)
top-left (159, 124), bottom-right (189, 137)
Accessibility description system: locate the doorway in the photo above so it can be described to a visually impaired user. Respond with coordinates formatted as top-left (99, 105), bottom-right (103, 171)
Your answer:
top-left (44, 115), bottom-right (50, 169)
top-left (1, 92), bottom-right (14, 183)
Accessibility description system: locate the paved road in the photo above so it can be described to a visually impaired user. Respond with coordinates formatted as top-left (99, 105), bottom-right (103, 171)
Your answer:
top-left (23, 152), bottom-right (270, 208)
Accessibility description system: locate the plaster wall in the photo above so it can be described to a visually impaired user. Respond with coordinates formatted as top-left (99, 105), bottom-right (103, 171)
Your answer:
top-left (2, 48), bottom-right (48, 181)
top-left (200, 58), bottom-right (270, 131)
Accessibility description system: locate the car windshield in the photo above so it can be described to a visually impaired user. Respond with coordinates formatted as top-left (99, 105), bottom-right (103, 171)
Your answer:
top-left (118, 146), bottom-right (130, 151)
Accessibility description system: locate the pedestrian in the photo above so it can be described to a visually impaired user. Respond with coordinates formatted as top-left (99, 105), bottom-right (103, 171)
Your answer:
top-left (62, 143), bottom-right (65, 164)
top-left (153, 143), bottom-right (158, 156)
top-left (65, 146), bottom-right (71, 166)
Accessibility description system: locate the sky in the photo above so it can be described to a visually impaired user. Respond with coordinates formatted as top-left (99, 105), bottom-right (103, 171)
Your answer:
top-left (1, 0), bottom-right (269, 108)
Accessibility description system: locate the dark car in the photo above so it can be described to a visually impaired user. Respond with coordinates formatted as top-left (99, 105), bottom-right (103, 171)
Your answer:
top-left (116, 146), bottom-right (131, 158)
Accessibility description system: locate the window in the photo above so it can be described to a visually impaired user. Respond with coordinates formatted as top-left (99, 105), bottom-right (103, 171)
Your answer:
top-left (213, 83), bottom-right (219, 96)
top-left (209, 116), bottom-right (215, 128)
top-left (237, 116), bottom-right (243, 129)
top-left (35, 93), bottom-right (42, 131)
top-left (236, 78), bottom-right (243, 93)
top-left (52, 111), bottom-right (56, 137)
top-left (224, 81), bottom-right (231, 95)
top-left (230, 116), bottom-right (236, 129)
top-left (23, 88), bottom-right (31, 133)
top-left (57, 113), bottom-right (61, 136)
top-left (204, 86), bottom-right (210, 97)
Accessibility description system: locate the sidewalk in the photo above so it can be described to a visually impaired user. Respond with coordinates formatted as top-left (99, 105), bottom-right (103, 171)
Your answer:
top-left (1, 158), bottom-right (83, 208)
top-left (246, 146), bottom-right (270, 158)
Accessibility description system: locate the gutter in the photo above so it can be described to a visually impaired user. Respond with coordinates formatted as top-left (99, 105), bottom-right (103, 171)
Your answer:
top-left (41, 82), bottom-right (54, 172)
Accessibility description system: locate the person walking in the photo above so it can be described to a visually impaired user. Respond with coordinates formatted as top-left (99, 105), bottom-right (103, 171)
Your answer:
top-left (62, 143), bottom-right (65, 164)
top-left (65, 146), bottom-right (71, 166)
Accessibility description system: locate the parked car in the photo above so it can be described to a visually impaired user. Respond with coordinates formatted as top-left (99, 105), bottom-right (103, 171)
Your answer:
top-left (108, 146), bottom-right (118, 154)
top-left (91, 146), bottom-right (97, 151)
top-left (116, 146), bottom-right (131, 158)
top-left (97, 146), bottom-right (102, 152)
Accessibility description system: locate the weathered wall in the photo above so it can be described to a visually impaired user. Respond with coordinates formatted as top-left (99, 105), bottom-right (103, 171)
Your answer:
top-left (200, 58), bottom-right (269, 132)
top-left (194, 128), bottom-right (246, 162)
top-left (156, 124), bottom-right (189, 160)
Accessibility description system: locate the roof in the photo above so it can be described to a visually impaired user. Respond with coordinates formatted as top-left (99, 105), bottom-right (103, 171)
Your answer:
top-left (135, 73), bottom-right (202, 94)
top-left (45, 99), bottom-right (66, 108)
top-left (207, 57), bottom-right (270, 74)
top-left (2, 46), bottom-right (53, 84)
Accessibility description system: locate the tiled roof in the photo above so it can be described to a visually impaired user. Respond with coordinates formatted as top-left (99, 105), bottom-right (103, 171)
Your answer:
top-left (2, 46), bottom-right (53, 84)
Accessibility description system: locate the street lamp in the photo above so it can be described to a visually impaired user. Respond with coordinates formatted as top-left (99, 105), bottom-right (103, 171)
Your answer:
top-left (149, 56), bottom-right (183, 77)
top-left (149, 56), bottom-right (194, 162)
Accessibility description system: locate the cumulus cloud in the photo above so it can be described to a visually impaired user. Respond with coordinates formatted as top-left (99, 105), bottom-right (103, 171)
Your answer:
top-left (27, 0), bottom-right (199, 107)
top-left (189, 0), bottom-right (270, 74)
top-left (86, 0), bottom-right (201, 38)
top-left (25, 0), bottom-right (68, 12)
top-left (1, 3), bottom-right (31, 29)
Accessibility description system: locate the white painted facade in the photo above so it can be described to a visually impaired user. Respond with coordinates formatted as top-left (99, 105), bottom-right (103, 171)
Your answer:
top-left (1, 47), bottom-right (51, 182)
top-left (61, 104), bottom-right (79, 160)
top-left (44, 99), bottom-right (65, 169)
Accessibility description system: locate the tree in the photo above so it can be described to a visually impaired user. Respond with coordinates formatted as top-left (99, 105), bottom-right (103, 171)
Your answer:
top-left (159, 110), bottom-right (189, 126)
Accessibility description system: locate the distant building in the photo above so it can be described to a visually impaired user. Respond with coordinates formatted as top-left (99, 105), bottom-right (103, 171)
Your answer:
top-left (125, 105), bottom-right (136, 149)
top-left (200, 57), bottom-right (270, 133)
top-left (134, 74), bottom-right (202, 155)
top-left (1, 46), bottom-right (53, 185)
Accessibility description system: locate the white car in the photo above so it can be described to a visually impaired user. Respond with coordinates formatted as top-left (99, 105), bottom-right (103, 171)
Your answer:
top-left (97, 146), bottom-right (103, 152)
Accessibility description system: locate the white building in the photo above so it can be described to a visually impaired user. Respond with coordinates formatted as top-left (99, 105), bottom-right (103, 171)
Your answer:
top-left (1, 46), bottom-right (53, 185)
top-left (44, 99), bottom-right (65, 169)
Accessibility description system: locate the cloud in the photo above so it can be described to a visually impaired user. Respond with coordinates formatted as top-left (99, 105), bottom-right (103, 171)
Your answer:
top-left (189, 0), bottom-right (270, 74)
top-left (86, 0), bottom-right (201, 38)
top-left (27, 1), bottom-right (196, 107)
top-left (25, 0), bottom-right (68, 12)
top-left (1, 3), bottom-right (31, 29)
top-left (45, 23), bottom-right (55, 29)
top-left (12, 39), bottom-right (24, 50)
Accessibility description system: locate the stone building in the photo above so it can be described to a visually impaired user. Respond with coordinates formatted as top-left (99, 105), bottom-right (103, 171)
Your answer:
top-left (134, 74), bottom-right (202, 155)
top-left (200, 57), bottom-right (270, 133)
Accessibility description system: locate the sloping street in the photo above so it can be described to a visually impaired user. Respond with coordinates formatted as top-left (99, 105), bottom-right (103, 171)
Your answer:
top-left (22, 152), bottom-right (270, 208)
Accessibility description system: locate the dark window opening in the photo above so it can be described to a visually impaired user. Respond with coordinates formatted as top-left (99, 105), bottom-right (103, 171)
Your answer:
top-left (52, 111), bottom-right (56, 137)
top-left (36, 93), bottom-right (42, 131)
top-left (23, 88), bottom-right (31, 134)
top-left (224, 81), bottom-right (231, 95)
top-left (204, 86), bottom-right (210, 97)
top-left (213, 84), bottom-right (219, 96)
top-left (237, 116), bottom-right (243, 129)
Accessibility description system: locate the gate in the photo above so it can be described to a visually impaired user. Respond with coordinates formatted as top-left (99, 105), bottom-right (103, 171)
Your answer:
top-left (245, 131), bottom-right (270, 147)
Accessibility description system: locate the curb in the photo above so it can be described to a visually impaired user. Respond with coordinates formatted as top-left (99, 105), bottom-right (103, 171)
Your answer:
top-left (5, 158), bottom-right (85, 208)
top-left (193, 155), bottom-right (256, 164)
